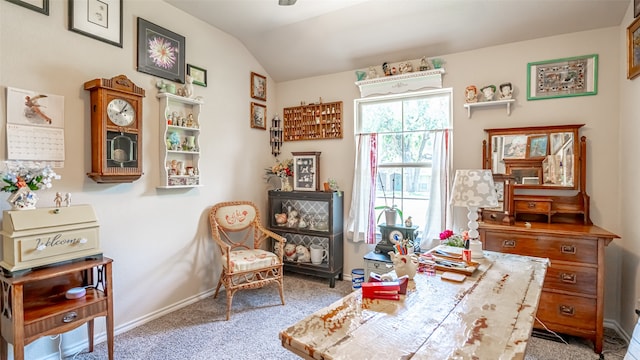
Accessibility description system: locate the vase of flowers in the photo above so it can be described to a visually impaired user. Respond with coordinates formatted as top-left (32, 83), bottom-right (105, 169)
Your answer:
top-left (439, 229), bottom-right (469, 247)
top-left (266, 159), bottom-right (293, 191)
top-left (1, 161), bottom-right (61, 210)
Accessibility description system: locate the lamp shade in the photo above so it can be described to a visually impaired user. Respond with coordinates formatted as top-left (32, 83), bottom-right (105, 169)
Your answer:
top-left (450, 169), bottom-right (498, 208)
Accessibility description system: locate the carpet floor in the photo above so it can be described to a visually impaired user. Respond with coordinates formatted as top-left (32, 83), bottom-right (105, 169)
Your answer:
top-left (68, 274), bottom-right (628, 360)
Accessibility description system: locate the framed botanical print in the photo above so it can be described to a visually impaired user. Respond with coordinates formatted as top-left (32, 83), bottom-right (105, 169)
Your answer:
top-left (137, 17), bottom-right (186, 83)
top-left (250, 72), bottom-right (266, 101)
top-left (250, 102), bottom-right (266, 130)
top-left (7, 0), bottom-right (48, 14)
top-left (527, 135), bottom-right (548, 158)
top-left (69, 0), bottom-right (122, 47)
top-left (292, 151), bottom-right (321, 191)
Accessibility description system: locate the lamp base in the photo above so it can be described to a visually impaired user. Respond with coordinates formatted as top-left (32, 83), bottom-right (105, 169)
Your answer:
top-left (469, 239), bottom-right (484, 259)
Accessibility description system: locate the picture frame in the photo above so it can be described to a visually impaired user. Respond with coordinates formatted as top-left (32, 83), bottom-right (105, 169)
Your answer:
top-left (501, 135), bottom-right (527, 159)
top-left (137, 17), bottom-right (186, 83)
top-left (250, 102), bottom-right (266, 130)
top-left (6, 0), bottom-right (48, 15)
top-left (635, 0), bottom-right (640, 18)
top-left (69, 0), bottom-right (122, 47)
top-left (521, 177), bottom-right (540, 185)
top-left (292, 151), bottom-right (321, 191)
top-left (526, 135), bottom-right (548, 158)
top-left (628, 17), bottom-right (640, 80)
top-left (526, 54), bottom-right (598, 100)
top-left (187, 64), bottom-right (207, 87)
top-left (250, 72), bottom-right (267, 101)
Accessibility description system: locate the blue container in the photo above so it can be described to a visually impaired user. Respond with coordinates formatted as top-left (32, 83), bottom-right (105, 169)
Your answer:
top-left (351, 268), bottom-right (365, 290)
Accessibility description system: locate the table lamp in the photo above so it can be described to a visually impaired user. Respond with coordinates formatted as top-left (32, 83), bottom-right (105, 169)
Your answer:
top-left (450, 169), bottom-right (498, 259)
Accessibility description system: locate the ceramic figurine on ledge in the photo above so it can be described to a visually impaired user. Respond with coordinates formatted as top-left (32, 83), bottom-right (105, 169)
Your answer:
top-left (367, 66), bottom-right (378, 79)
top-left (465, 85), bottom-right (478, 103)
top-left (419, 56), bottom-right (430, 71)
top-left (481, 85), bottom-right (496, 101)
top-left (499, 82), bottom-right (513, 100)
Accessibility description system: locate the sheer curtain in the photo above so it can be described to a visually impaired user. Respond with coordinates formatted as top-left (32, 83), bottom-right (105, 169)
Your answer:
top-left (420, 129), bottom-right (453, 250)
top-left (346, 133), bottom-right (378, 244)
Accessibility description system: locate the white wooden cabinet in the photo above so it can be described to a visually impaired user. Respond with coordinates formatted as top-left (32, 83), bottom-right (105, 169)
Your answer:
top-left (157, 93), bottom-right (203, 188)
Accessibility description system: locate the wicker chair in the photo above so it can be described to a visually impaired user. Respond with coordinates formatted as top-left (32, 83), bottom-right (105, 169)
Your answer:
top-left (209, 201), bottom-right (286, 320)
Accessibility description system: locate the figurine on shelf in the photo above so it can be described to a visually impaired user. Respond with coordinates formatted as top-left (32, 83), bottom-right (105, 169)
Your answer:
top-left (419, 57), bottom-right (430, 71)
top-left (54, 192), bottom-right (63, 208)
top-left (382, 62), bottom-right (391, 76)
top-left (177, 75), bottom-right (194, 98)
top-left (481, 85), bottom-right (496, 101)
top-left (367, 66), bottom-right (378, 79)
top-left (465, 85), bottom-right (478, 103)
top-left (295, 245), bottom-right (311, 263)
top-left (64, 193), bottom-right (72, 207)
top-left (499, 82), bottom-right (513, 100)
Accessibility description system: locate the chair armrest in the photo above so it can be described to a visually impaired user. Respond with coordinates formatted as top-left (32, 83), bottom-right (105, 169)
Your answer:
top-left (256, 225), bottom-right (286, 260)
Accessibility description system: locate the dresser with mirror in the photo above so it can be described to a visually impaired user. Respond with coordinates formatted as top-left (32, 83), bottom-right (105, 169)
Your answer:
top-left (478, 124), bottom-right (618, 354)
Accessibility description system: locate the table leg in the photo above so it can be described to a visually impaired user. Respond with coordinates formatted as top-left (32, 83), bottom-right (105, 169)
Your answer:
top-left (87, 319), bottom-right (94, 352)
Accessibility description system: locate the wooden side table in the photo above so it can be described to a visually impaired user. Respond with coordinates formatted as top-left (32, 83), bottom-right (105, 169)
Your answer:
top-left (0, 257), bottom-right (114, 360)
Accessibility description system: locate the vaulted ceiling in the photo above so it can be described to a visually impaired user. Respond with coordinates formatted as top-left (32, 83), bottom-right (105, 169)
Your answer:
top-left (165, 0), bottom-right (629, 82)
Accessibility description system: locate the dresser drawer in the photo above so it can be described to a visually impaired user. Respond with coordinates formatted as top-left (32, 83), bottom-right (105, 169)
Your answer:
top-left (483, 231), bottom-right (597, 264)
top-left (535, 291), bottom-right (596, 331)
top-left (514, 199), bottom-right (551, 213)
top-left (544, 263), bottom-right (597, 296)
top-left (24, 300), bottom-right (107, 339)
top-left (364, 260), bottom-right (393, 281)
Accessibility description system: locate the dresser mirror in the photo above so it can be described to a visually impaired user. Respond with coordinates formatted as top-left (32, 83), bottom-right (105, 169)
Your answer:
top-left (483, 124), bottom-right (583, 190)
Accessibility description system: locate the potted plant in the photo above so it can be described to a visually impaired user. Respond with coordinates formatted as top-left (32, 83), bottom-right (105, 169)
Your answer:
top-left (375, 175), bottom-right (403, 225)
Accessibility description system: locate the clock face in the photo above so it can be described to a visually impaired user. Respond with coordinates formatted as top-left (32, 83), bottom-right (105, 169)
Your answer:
top-left (107, 98), bottom-right (135, 126)
top-left (389, 230), bottom-right (404, 244)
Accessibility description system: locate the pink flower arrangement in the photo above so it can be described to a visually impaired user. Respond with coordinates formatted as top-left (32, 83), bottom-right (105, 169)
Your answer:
top-left (439, 229), bottom-right (469, 247)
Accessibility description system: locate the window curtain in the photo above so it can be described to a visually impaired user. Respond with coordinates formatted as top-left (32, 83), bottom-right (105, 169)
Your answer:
top-left (420, 129), bottom-right (453, 250)
top-left (346, 133), bottom-right (378, 244)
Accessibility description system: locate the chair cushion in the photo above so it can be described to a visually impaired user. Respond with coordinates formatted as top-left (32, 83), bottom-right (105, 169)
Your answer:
top-left (223, 249), bottom-right (280, 272)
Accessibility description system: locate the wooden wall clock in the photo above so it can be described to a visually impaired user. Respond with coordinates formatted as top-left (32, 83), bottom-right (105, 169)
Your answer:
top-left (84, 75), bottom-right (145, 183)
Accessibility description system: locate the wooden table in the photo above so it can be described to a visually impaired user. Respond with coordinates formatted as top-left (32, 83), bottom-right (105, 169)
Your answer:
top-left (0, 258), bottom-right (114, 360)
top-left (280, 247), bottom-right (548, 360)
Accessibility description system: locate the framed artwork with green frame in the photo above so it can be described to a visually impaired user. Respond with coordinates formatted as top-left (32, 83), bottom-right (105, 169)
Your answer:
top-left (526, 54), bottom-right (598, 100)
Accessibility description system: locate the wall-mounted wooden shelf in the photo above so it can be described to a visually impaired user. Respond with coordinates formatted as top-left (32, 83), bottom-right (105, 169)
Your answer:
top-left (283, 101), bottom-right (343, 141)
top-left (463, 98), bottom-right (515, 118)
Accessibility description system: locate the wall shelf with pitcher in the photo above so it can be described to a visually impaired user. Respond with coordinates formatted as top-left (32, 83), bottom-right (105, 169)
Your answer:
top-left (157, 93), bottom-right (203, 189)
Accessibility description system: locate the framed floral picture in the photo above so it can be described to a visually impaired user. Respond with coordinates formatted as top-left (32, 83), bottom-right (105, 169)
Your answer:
top-left (526, 135), bottom-right (548, 158)
top-left (137, 17), bottom-right (185, 83)
top-left (250, 72), bottom-right (266, 101)
top-left (250, 102), bottom-right (266, 130)
top-left (69, 0), bottom-right (122, 47)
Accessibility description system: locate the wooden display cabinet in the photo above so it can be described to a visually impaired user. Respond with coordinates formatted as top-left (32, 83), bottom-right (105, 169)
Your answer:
top-left (267, 190), bottom-right (343, 287)
top-left (0, 257), bottom-right (114, 360)
top-left (282, 101), bottom-right (343, 141)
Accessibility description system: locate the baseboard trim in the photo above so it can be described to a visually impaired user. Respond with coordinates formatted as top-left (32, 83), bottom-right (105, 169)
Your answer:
top-left (605, 318), bottom-right (632, 343)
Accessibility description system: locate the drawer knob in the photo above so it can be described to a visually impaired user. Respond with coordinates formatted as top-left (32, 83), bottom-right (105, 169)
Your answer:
top-left (560, 272), bottom-right (577, 283)
top-left (62, 311), bottom-right (78, 323)
top-left (502, 240), bottom-right (516, 248)
top-left (559, 305), bottom-right (575, 316)
top-left (561, 245), bottom-right (576, 254)
top-left (527, 202), bottom-right (536, 208)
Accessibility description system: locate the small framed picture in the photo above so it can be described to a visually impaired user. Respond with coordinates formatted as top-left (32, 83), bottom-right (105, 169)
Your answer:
top-left (527, 54), bottom-right (598, 100)
top-left (187, 64), bottom-right (207, 87)
top-left (501, 135), bottom-right (527, 159)
top-left (137, 17), bottom-right (186, 83)
top-left (250, 72), bottom-right (266, 101)
top-left (481, 174), bottom-right (515, 225)
top-left (522, 176), bottom-right (540, 185)
top-left (527, 135), bottom-right (548, 158)
top-left (250, 102), bottom-right (266, 130)
top-left (292, 152), bottom-right (321, 191)
top-left (6, 0), bottom-right (49, 15)
top-left (628, 17), bottom-right (640, 79)
top-left (69, 0), bottom-right (122, 47)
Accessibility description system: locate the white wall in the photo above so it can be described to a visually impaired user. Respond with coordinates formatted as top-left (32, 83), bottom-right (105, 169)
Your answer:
top-left (0, 0), bottom-right (636, 358)
top-left (619, 1), bottom-right (640, 337)
top-left (0, 1), bottom-right (277, 358)
top-left (277, 27), bottom-right (624, 330)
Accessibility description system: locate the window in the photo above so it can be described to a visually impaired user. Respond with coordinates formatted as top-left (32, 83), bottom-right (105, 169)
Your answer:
top-left (347, 89), bottom-right (453, 248)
